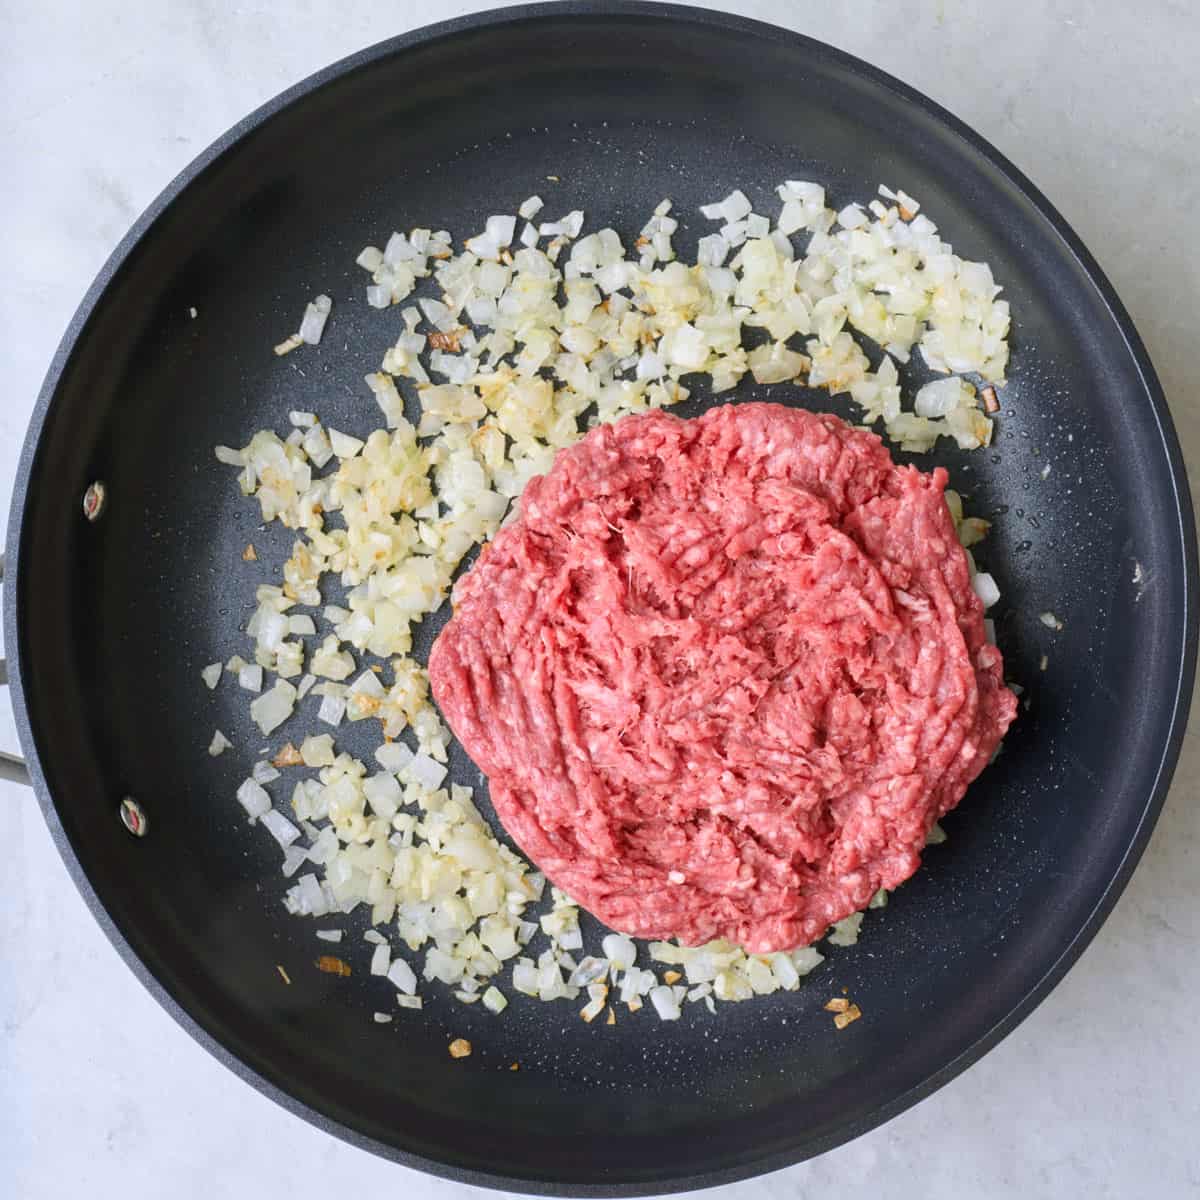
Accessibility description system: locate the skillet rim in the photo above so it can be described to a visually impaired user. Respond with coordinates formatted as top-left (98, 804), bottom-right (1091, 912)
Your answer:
top-left (6, 3), bottom-right (1197, 1192)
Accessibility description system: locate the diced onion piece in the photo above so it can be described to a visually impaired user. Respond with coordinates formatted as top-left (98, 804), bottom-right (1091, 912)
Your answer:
top-left (251, 680), bottom-right (297, 735)
top-left (406, 753), bottom-right (447, 791)
top-left (915, 377), bottom-right (974, 418)
top-left (236, 778), bottom-right (272, 822)
top-left (364, 373), bottom-right (405, 427)
top-left (649, 985), bottom-right (682, 1020)
top-left (363, 772), bottom-right (403, 819)
top-left (261, 808), bottom-right (300, 848)
top-left (827, 913), bottom-right (864, 946)
top-left (238, 664), bottom-right (264, 692)
top-left (791, 946), bottom-right (825, 975)
top-left (580, 995), bottom-right (605, 1022)
top-left (486, 214), bottom-right (517, 247)
top-left (837, 204), bottom-right (867, 229)
top-left (770, 953), bottom-right (800, 990)
top-left (252, 760), bottom-right (280, 784)
top-left (356, 246), bottom-right (384, 272)
top-left (972, 572), bottom-right (1001, 609)
top-left (512, 959), bottom-right (539, 996)
top-left (601, 934), bottom-right (636, 970)
top-left (300, 734), bottom-right (335, 767)
top-left (568, 957), bottom-right (608, 987)
top-left (387, 957), bottom-right (418, 994)
top-left (298, 294), bottom-right (333, 345)
top-left (201, 663), bottom-right (222, 690)
top-left (318, 692), bottom-right (346, 727)
top-left (704, 189), bottom-right (750, 222)
top-left (329, 429), bottom-right (364, 459)
top-left (375, 741), bottom-right (415, 772)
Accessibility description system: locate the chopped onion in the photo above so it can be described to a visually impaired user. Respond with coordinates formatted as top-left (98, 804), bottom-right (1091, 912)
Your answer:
top-left (770, 953), bottom-right (800, 990)
top-left (405, 752), bottom-right (447, 791)
top-left (363, 772), bottom-right (402, 819)
top-left (972, 571), bottom-right (1001, 609)
top-left (261, 808), bottom-right (300, 848)
top-left (375, 741), bottom-right (414, 772)
top-left (298, 294), bottom-right (332, 345)
top-left (251, 680), bottom-right (297, 735)
top-left (827, 913), bottom-right (863, 947)
top-left (295, 872), bottom-right (328, 916)
top-left (387, 957), bottom-right (418, 994)
top-left (486, 214), bottom-right (516, 247)
top-left (580, 994), bottom-right (606, 1022)
top-left (281, 843), bottom-right (308, 877)
top-left (512, 959), bottom-right (538, 996)
top-left (252, 760), bottom-right (280, 784)
top-left (317, 692), bottom-right (346, 727)
top-left (649, 985), bottom-right (681, 1020)
top-left (791, 946), bottom-right (825, 975)
top-left (329, 429), bottom-right (364, 459)
top-left (217, 177), bottom-right (1015, 1021)
top-left (601, 934), bottom-right (636, 970)
top-left (568, 957), bottom-right (609, 988)
top-left (300, 734), bottom-right (335, 767)
top-left (238, 664), bottom-right (264, 692)
top-left (236, 778), bottom-right (272, 822)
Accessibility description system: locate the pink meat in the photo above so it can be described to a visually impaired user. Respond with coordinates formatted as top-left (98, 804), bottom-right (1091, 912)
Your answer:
top-left (430, 403), bottom-right (1017, 953)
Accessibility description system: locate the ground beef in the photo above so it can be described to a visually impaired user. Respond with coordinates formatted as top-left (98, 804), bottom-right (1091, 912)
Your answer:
top-left (430, 403), bottom-right (1017, 953)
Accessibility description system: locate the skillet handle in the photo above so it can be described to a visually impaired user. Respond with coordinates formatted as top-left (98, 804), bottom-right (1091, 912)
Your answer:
top-left (0, 555), bottom-right (31, 787)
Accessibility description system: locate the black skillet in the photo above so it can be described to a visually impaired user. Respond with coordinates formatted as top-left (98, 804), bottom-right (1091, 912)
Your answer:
top-left (6, 3), bottom-right (1196, 1193)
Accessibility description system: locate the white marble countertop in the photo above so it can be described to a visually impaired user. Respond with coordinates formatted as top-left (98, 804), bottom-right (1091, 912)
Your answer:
top-left (3, 2), bottom-right (1199, 1197)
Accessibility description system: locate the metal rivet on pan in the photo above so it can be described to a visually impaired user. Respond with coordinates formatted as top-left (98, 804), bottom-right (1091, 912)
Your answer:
top-left (119, 796), bottom-right (148, 838)
top-left (83, 481), bottom-right (107, 522)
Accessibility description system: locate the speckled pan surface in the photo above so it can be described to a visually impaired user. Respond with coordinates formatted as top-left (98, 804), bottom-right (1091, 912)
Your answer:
top-left (5, 3), bottom-right (1195, 1194)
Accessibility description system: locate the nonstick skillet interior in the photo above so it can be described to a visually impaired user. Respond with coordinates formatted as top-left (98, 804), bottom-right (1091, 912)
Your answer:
top-left (7, 5), bottom-right (1195, 1193)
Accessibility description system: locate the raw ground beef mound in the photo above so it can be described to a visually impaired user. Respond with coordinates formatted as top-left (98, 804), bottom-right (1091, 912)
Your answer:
top-left (430, 402), bottom-right (1017, 952)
